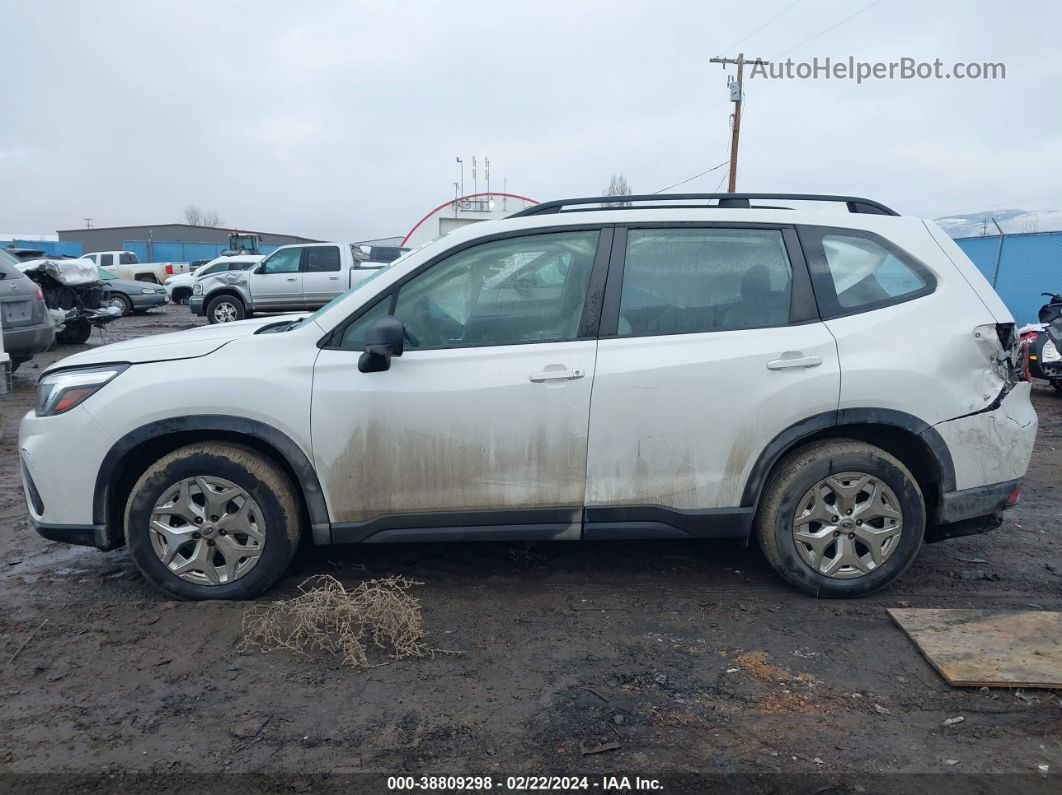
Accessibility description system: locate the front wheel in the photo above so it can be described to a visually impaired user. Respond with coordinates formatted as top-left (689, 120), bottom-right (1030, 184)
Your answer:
top-left (206, 295), bottom-right (246, 324)
top-left (124, 443), bottom-right (303, 600)
top-left (55, 319), bottom-right (93, 345)
top-left (106, 293), bottom-right (133, 316)
top-left (755, 439), bottom-right (925, 598)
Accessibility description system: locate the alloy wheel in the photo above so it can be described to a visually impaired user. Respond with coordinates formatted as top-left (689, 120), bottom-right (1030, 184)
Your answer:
top-left (213, 302), bottom-right (238, 323)
top-left (791, 471), bottom-right (903, 579)
top-left (148, 476), bottom-right (266, 585)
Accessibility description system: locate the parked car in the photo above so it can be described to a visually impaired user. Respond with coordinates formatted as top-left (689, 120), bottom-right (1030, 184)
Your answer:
top-left (188, 259), bottom-right (211, 272)
top-left (17, 256), bottom-right (121, 344)
top-left (80, 251), bottom-right (189, 285)
top-left (4, 247), bottom-right (48, 262)
top-left (189, 243), bottom-right (378, 324)
top-left (0, 248), bottom-right (55, 370)
top-left (95, 267), bottom-right (167, 315)
top-left (19, 193), bottom-right (1035, 601)
top-left (164, 255), bottom-right (262, 305)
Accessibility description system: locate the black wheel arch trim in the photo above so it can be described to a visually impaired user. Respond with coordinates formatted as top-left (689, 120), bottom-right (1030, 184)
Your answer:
top-left (739, 408), bottom-right (956, 508)
top-left (93, 415), bottom-right (329, 547)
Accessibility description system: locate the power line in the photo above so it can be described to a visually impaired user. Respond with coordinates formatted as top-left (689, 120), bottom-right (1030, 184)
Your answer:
top-left (723, 0), bottom-right (803, 52)
top-left (653, 160), bottom-right (730, 194)
top-left (773, 0), bottom-right (884, 58)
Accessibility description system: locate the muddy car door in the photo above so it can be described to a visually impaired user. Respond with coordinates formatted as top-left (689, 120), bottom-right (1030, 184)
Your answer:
top-left (311, 228), bottom-right (611, 540)
top-left (583, 225), bottom-right (840, 536)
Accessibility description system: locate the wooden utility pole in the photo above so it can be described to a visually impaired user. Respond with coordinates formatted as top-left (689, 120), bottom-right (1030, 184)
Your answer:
top-left (709, 53), bottom-right (768, 192)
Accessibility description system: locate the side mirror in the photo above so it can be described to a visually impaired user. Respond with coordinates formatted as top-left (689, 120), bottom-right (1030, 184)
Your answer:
top-left (358, 315), bottom-right (405, 373)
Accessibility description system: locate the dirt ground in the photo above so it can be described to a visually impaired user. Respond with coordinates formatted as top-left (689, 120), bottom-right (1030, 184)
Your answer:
top-left (1, 306), bottom-right (1059, 792)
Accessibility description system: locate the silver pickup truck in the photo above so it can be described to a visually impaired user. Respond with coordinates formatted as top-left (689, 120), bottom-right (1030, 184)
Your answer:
top-left (190, 243), bottom-right (385, 324)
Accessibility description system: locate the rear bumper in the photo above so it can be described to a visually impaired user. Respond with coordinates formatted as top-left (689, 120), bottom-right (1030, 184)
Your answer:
top-left (2, 321), bottom-right (55, 358)
top-left (926, 478), bottom-right (1021, 542)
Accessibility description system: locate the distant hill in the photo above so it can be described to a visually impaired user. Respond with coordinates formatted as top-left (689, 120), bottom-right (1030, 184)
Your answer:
top-left (934, 208), bottom-right (1062, 239)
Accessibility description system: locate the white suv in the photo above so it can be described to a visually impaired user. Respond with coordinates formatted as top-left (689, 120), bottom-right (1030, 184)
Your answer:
top-left (18, 194), bottom-right (1036, 600)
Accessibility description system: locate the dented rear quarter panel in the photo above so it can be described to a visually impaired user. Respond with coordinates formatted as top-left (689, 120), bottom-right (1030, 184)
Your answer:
top-left (932, 382), bottom-right (1037, 490)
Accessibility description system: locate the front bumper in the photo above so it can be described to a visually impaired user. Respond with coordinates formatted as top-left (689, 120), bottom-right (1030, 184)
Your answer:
top-left (189, 294), bottom-right (205, 316)
top-left (2, 321), bottom-right (56, 359)
top-left (19, 405), bottom-right (115, 535)
top-left (130, 292), bottom-right (167, 310)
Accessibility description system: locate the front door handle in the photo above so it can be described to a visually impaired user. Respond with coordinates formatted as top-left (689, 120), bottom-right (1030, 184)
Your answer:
top-left (286, 277), bottom-right (297, 282)
top-left (529, 367), bottom-right (585, 383)
top-left (328, 276), bottom-right (340, 280)
top-left (766, 354), bottom-right (823, 370)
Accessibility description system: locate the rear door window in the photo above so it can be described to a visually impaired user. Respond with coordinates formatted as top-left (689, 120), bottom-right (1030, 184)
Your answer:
top-left (119, 253), bottom-right (137, 265)
top-left (303, 246), bottom-right (341, 272)
top-left (616, 228), bottom-right (792, 336)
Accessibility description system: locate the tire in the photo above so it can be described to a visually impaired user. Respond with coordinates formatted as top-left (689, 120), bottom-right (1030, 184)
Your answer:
top-left (55, 319), bottom-right (93, 345)
top-left (124, 443), bottom-right (303, 600)
top-left (755, 439), bottom-right (925, 598)
top-left (171, 289), bottom-right (192, 305)
top-left (206, 294), bottom-right (246, 324)
top-left (107, 293), bottom-right (133, 316)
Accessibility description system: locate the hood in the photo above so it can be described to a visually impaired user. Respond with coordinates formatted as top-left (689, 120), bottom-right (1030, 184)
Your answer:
top-left (44, 315), bottom-right (297, 372)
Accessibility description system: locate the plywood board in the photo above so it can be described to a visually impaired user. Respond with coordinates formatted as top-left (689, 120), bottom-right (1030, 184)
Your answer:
top-left (888, 608), bottom-right (1062, 689)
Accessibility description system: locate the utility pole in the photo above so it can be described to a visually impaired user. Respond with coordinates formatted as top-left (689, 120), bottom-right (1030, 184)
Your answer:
top-left (83, 217), bottom-right (94, 229)
top-left (709, 53), bottom-right (767, 192)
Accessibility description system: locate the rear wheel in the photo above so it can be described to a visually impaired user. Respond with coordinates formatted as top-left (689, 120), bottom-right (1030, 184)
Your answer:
top-left (206, 295), bottom-right (246, 324)
top-left (124, 443), bottom-right (302, 600)
top-left (756, 439), bottom-right (925, 598)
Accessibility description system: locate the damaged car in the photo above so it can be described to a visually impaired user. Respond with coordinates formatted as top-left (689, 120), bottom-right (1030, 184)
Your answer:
top-left (18, 193), bottom-right (1036, 601)
top-left (16, 257), bottom-right (122, 345)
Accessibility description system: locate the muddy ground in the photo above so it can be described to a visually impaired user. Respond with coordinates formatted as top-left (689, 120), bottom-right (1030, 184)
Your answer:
top-left (0, 306), bottom-right (1059, 791)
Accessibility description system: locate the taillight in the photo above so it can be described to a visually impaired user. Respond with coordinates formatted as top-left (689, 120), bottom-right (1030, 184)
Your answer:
top-left (1006, 485), bottom-right (1021, 508)
top-left (33, 284), bottom-right (44, 301)
top-left (165, 264), bottom-right (174, 275)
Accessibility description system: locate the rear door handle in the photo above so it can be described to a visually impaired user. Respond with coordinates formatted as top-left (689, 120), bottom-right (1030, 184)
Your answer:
top-left (766, 354), bottom-right (823, 370)
top-left (529, 367), bottom-right (585, 383)
top-left (286, 277), bottom-right (297, 281)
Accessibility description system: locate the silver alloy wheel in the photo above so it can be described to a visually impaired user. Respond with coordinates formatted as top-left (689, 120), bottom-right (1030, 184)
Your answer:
top-left (107, 295), bottom-right (129, 313)
top-left (212, 301), bottom-right (238, 323)
top-left (149, 476), bottom-right (266, 585)
top-left (792, 471), bottom-right (903, 579)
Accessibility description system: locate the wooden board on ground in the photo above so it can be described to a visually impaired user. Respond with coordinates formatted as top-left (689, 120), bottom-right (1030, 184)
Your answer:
top-left (888, 608), bottom-right (1062, 689)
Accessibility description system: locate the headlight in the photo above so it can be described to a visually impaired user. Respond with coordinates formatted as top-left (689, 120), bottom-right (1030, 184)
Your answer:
top-left (193, 283), bottom-right (203, 294)
top-left (36, 364), bottom-right (129, 417)
top-left (1043, 339), bottom-right (1061, 362)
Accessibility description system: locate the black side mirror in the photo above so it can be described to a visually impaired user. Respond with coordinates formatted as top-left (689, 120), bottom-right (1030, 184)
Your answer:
top-left (358, 315), bottom-right (405, 373)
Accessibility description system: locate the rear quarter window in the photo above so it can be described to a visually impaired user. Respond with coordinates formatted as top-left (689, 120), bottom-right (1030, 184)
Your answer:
top-left (800, 226), bottom-right (935, 317)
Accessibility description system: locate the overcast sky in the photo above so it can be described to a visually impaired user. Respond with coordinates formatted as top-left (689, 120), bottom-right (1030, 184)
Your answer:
top-left (2, 0), bottom-right (1060, 241)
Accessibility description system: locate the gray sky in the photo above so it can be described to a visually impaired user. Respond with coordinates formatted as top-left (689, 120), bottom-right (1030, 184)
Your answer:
top-left (2, 0), bottom-right (1060, 241)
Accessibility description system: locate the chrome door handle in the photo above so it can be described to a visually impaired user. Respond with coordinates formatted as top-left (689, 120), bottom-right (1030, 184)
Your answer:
top-left (766, 355), bottom-right (823, 370)
top-left (529, 367), bottom-right (585, 383)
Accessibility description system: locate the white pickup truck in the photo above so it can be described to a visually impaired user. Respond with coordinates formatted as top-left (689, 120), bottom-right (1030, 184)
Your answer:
top-left (189, 243), bottom-right (387, 323)
top-left (80, 251), bottom-right (190, 284)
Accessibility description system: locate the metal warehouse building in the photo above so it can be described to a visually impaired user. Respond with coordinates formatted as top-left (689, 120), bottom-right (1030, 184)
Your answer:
top-left (57, 224), bottom-right (320, 259)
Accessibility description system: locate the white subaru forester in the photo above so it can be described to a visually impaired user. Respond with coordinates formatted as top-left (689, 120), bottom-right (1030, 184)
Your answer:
top-left (19, 194), bottom-right (1036, 600)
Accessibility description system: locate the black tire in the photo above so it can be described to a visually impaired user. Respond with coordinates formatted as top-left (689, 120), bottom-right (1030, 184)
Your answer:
top-left (755, 439), bottom-right (925, 598)
top-left (124, 443), bottom-right (303, 600)
top-left (171, 288), bottom-right (192, 305)
top-left (108, 293), bottom-right (133, 316)
top-left (55, 319), bottom-right (93, 345)
top-left (206, 294), bottom-right (246, 324)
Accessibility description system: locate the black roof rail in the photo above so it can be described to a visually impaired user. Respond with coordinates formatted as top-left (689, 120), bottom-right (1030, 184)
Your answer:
top-left (510, 193), bottom-right (900, 217)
